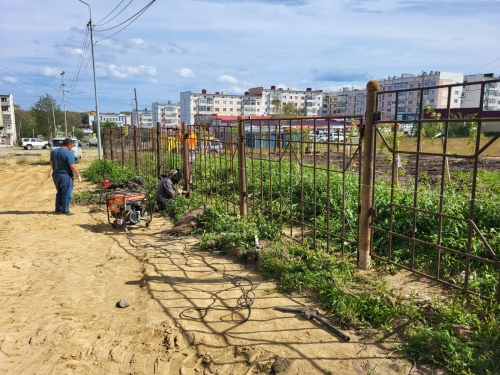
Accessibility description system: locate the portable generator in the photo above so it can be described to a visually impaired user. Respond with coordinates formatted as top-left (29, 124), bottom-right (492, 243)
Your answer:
top-left (106, 191), bottom-right (151, 229)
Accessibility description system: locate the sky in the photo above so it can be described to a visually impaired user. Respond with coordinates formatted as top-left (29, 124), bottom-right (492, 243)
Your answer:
top-left (1, 0), bottom-right (499, 114)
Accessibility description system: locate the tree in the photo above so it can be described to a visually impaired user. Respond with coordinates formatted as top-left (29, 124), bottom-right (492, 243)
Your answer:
top-left (14, 105), bottom-right (37, 139)
top-left (272, 100), bottom-right (308, 117)
top-left (73, 128), bottom-right (85, 140)
top-left (30, 94), bottom-right (61, 138)
top-left (100, 121), bottom-right (119, 129)
top-left (271, 98), bottom-right (282, 117)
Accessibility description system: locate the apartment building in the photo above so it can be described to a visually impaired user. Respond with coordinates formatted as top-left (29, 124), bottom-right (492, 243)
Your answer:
top-left (180, 89), bottom-right (242, 124)
top-left (462, 73), bottom-right (500, 111)
top-left (0, 94), bottom-right (16, 146)
top-left (327, 87), bottom-right (367, 116)
top-left (132, 108), bottom-right (153, 128)
top-left (326, 71), bottom-right (464, 120)
top-left (247, 86), bottom-right (323, 116)
top-left (152, 101), bottom-right (181, 128)
top-left (181, 86), bottom-right (323, 124)
top-left (88, 113), bottom-right (131, 128)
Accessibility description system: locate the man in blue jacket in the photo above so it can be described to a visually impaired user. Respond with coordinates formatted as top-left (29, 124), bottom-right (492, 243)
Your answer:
top-left (50, 138), bottom-right (82, 215)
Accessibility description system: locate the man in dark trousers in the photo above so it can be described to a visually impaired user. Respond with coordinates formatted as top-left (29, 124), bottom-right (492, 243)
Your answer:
top-left (155, 169), bottom-right (180, 211)
top-left (50, 138), bottom-right (81, 215)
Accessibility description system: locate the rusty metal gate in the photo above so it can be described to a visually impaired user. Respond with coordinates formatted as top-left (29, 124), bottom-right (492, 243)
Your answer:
top-left (368, 78), bottom-right (500, 301)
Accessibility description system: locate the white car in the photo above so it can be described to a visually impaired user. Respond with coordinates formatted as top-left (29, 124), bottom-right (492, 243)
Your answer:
top-left (50, 138), bottom-right (82, 163)
top-left (329, 133), bottom-right (345, 142)
top-left (20, 138), bottom-right (50, 150)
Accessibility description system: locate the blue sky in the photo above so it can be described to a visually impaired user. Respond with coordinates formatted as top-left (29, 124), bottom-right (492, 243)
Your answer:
top-left (1, 0), bottom-right (499, 114)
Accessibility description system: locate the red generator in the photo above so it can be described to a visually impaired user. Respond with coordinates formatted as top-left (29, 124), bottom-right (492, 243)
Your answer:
top-left (106, 191), bottom-right (151, 229)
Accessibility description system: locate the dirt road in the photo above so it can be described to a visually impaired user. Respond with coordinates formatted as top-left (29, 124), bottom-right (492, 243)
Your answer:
top-left (0, 149), bottom-right (421, 375)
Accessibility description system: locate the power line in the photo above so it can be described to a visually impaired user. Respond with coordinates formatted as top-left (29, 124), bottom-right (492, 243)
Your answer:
top-left (94, 0), bottom-right (154, 32)
top-left (96, 0), bottom-right (134, 27)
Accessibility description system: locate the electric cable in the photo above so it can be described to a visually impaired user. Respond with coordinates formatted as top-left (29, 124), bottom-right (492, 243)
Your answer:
top-left (123, 225), bottom-right (257, 325)
top-left (96, 0), bottom-right (134, 27)
top-left (94, 0), bottom-right (154, 32)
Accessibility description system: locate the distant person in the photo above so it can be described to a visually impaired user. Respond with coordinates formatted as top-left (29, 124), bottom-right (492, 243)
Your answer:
top-left (155, 169), bottom-right (181, 211)
top-left (50, 138), bottom-right (82, 215)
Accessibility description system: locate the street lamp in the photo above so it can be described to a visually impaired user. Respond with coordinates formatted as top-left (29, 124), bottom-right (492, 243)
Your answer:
top-left (79, 0), bottom-right (102, 160)
top-left (60, 71), bottom-right (67, 136)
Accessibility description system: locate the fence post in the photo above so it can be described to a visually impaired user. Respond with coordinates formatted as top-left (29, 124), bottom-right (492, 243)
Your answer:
top-left (156, 122), bottom-right (162, 179)
top-left (358, 80), bottom-right (380, 270)
top-left (133, 126), bottom-right (139, 170)
top-left (237, 116), bottom-right (248, 217)
top-left (109, 127), bottom-right (115, 161)
top-left (102, 128), bottom-right (108, 160)
top-left (181, 122), bottom-right (190, 195)
top-left (121, 127), bottom-right (125, 169)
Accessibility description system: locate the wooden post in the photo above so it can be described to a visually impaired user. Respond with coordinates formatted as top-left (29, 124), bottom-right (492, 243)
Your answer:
top-left (109, 127), bottom-right (115, 161)
top-left (102, 128), bottom-right (108, 160)
top-left (121, 127), bottom-right (125, 169)
top-left (156, 122), bottom-right (162, 179)
top-left (237, 116), bottom-right (248, 217)
top-left (358, 80), bottom-right (380, 270)
top-left (133, 126), bottom-right (139, 170)
top-left (181, 122), bottom-right (190, 195)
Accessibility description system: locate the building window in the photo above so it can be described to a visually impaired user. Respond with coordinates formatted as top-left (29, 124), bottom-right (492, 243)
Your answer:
top-left (223, 108), bottom-right (226, 111)
top-left (454, 91), bottom-right (459, 95)
top-left (223, 101), bottom-right (226, 104)
top-left (215, 108), bottom-right (219, 111)
top-left (454, 99), bottom-right (458, 103)
top-left (215, 100), bottom-right (219, 104)
top-left (230, 101), bottom-right (233, 104)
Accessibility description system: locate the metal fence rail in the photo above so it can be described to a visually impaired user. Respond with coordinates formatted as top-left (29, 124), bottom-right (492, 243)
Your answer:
top-left (100, 78), bottom-right (500, 302)
top-left (370, 78), bottom-right (500, 301)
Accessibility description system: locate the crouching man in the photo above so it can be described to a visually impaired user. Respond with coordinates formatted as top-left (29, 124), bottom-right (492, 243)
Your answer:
top-left (155, 169), bottom-right (181, 211)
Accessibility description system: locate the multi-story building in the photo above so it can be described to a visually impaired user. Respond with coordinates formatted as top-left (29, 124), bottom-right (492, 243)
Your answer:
top-left (247, 86), bottom-right (323, 116)
top-left (0, 94), bottom-right (16, 146)
top-left (181, 86), bottom-right (323, 124)
top-left (180, 89), bottom-right (243, 124)
top-left (132, 108), bottom-right (153, 128)
top-left (462, 73), bottom-right (500, 111)
top-left (88, 113), bottom-right (132, 128)
top-left (326, 71), bottom-right (464, 120)
top-left (326, 87), bottom-right (367, 116)
top-left (152, 101), bottom-right (181, 128)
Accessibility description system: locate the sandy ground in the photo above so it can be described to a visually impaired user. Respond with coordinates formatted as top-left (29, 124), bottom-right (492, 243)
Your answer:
top-left (0, 148), bottom-right (429, 375)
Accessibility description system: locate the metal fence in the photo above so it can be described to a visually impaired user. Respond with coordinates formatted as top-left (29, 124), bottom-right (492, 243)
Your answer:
top-left (101, 78), bottom-right (500, 301)
top-left (369, 78), bottom-right (500, 301)
top-left (102, 116), bottom-right (363, 255)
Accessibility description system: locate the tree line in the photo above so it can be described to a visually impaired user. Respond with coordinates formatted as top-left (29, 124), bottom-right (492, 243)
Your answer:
top-left (15, 94), bottom-right (89, 140)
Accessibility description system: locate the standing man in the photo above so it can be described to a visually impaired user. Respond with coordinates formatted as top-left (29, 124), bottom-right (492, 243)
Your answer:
top-left (50, 138), bottom-right (82, 215)
top-left (155, 169), bottom-right (180, 211)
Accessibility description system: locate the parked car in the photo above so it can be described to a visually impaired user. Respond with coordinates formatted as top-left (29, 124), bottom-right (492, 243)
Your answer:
top-left (196, 139), bottom-right (223, 153)
top-left (50, 137), bottom-right (82, 163)
top-left (20, 138), bottom-right (50, 150)
top-left (88, 138), bottom-right (98, 147)
top-left (329, 133), bottom-right (345, 142)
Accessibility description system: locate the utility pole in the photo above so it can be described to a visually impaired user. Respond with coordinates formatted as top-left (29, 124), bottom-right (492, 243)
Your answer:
top-left (134, 88), bottom-right (140, 128)
top-left (79, 0), bottom-right (101, 159)
top-left (60, 71), bottom-right (67, 136)
top-left (51, 96), bottom-right (56, 137)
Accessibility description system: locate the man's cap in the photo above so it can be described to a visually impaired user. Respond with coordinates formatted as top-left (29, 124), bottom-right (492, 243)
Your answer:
top-left (168, 169), bottom-right (178, 176)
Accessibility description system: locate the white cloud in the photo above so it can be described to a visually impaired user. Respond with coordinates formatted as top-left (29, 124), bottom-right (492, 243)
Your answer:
top-left (3, 76), bottom-right (18, 83)
top-left (216, 75), bottom-right (238, 84)
top-left (107, 65), bottom-right (157, 79)
top-left (174, 68), bottom-right (195, 78)
top-left (230, 86), bottom-right (245, 94)
top-left (130, 38), bottom-right (147, 47)
top-left (41, 67), bottom-right (61, 77)
top-left (151, 78), bottom-right (158, 84)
